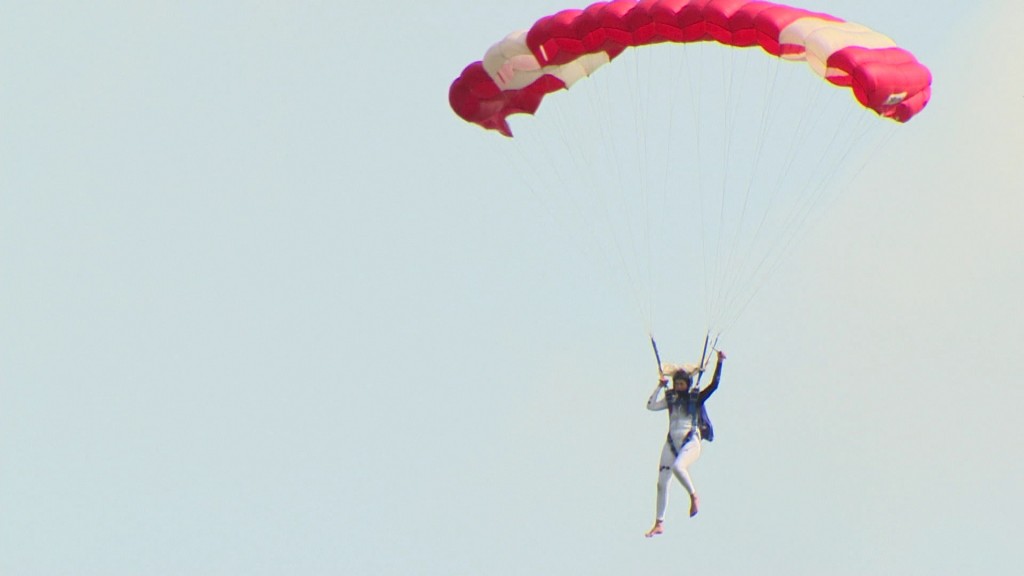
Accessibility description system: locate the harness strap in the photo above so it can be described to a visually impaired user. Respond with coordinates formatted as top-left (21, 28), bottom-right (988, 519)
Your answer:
top-left (667, 430), bottom-right (696, 458)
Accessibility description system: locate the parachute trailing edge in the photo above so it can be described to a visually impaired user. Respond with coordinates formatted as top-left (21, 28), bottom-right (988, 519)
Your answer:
top-left (449, 0), bottom-right (932, 136)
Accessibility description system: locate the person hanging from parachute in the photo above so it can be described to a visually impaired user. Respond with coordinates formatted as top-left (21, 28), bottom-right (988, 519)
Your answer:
top-left (644, 346), bottom-right (725, 538)
top-left (450, 0), bottom-right (931, 540)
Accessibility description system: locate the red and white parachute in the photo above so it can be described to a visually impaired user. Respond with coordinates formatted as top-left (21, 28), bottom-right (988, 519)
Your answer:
top-left (449, 0), bottom-right (932, 342)
top-left (451, 0), bottom-right (931, 136)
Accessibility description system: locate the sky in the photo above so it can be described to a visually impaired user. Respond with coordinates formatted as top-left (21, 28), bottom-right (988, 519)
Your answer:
top-left (2, 1), bottom-right (1022, 575)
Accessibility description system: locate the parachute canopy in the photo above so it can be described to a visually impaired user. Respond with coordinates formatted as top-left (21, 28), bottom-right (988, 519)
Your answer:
top-left (448, 0), bottom-right (933, 339)
top-left (450, 0), bottom-right (931, 136)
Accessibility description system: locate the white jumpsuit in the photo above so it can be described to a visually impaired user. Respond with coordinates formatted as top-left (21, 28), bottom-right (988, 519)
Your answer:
top-left (647, 385), bottom-right (703, 521)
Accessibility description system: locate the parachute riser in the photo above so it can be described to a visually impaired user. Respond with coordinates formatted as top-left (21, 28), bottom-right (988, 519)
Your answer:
top-left (650, 335), bottom-right (664, 379)
top-left (651, 332), bottom-right (720, 385)
top-left (694, 333), bottom-right (711, 389)
top-left (694, 332), bottom-right (721, 389)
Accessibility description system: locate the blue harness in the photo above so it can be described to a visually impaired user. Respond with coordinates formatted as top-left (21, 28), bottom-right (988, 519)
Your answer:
top-left (665, 388), bottom-right (712, 457)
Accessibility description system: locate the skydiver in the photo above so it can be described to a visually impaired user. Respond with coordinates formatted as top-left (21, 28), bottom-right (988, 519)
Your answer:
top-left (644, 349), bottom-right (726, 538)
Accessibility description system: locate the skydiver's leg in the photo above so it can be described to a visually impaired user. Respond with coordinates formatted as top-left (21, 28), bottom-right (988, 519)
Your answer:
top-left (645, 442), bottom-right (675, 537)
top-left (671, 436), bottom-right (702, 517)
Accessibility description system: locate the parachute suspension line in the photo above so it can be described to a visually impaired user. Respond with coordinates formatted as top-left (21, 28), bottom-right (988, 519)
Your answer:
top-left (635, 47), bottom-right (658, 331)
top-left (704, 45), bottom-right (763, 332)
top-left (576, 50), bottom-right (657, 334)
top-left (708, 73), bottom-right (819, 327)
top-left (766, 98), bottom-right (867, 262)
top-left (650, 47), bottom-right (678, 327)
top-left (708, 46), bottom-right (759, 333)
top-left (583, 81), bottom-right (647, 309)
top-left (495, 123), bottom-right (661, 333)
top-left (780, 105), bottom-right (896, 262)
top-left (605, 68), bottom-right (656, 333)
top-left (714, 102), bottom-right (897, 334)
top-left (660, 47), bottom-right (687, 211)
top-left (729, 69), bottom-right (829, 268)
top-left (557, 96), bottom-right (630, 267)
top-left (591, 61), bottom-right (627, 209)
top-left (502, 74), bottom-right (652, 334)
top-left (844, 119), bottom-right (899, 189)
top-left (493, 117), bottom-right (600, 267)
top-left (711, 62), bottom-right (857, 333)
top-left (620, 47), bottom-right (656, 331)
top-left (688, 40), bottom-right (712, 327)
top-left (707, 44), bottom-right (738, 330)
top-left (709, 45), bottom-right (767, 333)
top-left (712, 52), bottom-right (785, 332)
top-left (765, 68), bottom-right (827, 192)
top-left (660, 45), bottom-right (694, 334)
top-left (784, 102), bottom-right (865, 226)
top-left (548, 90), bottom-right (616, 250)
top-left (492, 44), bottom-right (910, 346)
top-left (827, 107), bottom-right (899, 190)
top-left (712, 82), bottom-right (836, 333)
top-left (765, 69), bottom-right (830, 208)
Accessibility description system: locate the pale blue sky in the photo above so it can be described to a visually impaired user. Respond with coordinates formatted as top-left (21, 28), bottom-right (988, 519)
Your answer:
top-left (2, 1), bottom-right (1021, 574)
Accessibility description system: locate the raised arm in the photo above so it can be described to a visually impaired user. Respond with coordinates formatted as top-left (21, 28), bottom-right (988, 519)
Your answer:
top-left (699, 351), bottom-right (726, 402)
top-left (647, 379), bottom-right (668, 411)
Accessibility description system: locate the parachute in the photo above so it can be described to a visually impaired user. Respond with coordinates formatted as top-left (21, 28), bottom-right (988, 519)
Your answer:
top-left (449, 0), bottom-right (932, 342)
top-left (450, 0), bottom-right (931, 136)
